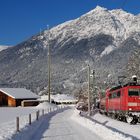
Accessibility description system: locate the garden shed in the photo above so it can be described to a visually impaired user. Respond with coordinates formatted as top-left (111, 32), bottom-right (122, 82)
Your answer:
top-left (0, 88), bottom-right (39, 107)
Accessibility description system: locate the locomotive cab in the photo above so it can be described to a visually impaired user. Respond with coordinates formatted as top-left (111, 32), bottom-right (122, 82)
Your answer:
top-left (99, 76), bottom-right (140, 124)
top-left (125, 86), bottom-right (140, 124)
top-left (127, 88), bottom-right (140, 111)
top-left (127, 75), bottom-right (140, 111)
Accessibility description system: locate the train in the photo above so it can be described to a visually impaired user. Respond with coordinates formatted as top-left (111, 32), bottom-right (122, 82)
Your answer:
top-left (99, 76), bottom-right (140, 124)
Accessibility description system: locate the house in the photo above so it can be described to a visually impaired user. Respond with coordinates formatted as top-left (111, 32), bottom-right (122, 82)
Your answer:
top-left (0, 88), bottom-right (39, 107)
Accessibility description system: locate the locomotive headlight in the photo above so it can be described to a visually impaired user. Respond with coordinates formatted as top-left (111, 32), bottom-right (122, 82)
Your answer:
top-left (129, 108), bottom-right (132, 111)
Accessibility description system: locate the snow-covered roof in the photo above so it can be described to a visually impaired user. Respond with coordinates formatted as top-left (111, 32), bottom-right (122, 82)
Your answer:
top-left (52, 94), bottom-right (78, 103)
top-left (40, 94), bottom-right (78, 103)
top-left (0, 88), bottom-right (39, 99)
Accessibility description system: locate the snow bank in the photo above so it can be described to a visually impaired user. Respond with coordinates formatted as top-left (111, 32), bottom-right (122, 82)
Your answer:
top-left (71, 109), bottom-right (132, 140)
top-left (92, 113), bottom-right (140, 140)
top-left (36, 102), bottom-right (57, 109)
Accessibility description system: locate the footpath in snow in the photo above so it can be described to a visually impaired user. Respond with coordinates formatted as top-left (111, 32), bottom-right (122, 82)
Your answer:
top-left (30, 108), bottom-right (102, 140)
top-left (0, 105), bottom-right (140, 140)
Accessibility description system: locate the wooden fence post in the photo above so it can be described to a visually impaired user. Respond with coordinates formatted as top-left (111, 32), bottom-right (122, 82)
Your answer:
top-left (42, 109), bottom-right (44, 116)
top-left (38, 110), bottom-right (40, 118)
top-left (29, 114), bottom-right (31, 125)
top-left (36, 111), bottom-right (39, 121)
top-left (16, 117), bottom-right (19, 132)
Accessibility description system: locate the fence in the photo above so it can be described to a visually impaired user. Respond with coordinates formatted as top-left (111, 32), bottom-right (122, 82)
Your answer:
top-left (16, 105), bottom-right (65, 132)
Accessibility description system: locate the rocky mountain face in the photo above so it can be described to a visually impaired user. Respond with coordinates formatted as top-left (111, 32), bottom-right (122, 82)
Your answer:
top-left (0, 6), bottom-right (140, 94)
top-left (125, 48), bottom-right (140, 81)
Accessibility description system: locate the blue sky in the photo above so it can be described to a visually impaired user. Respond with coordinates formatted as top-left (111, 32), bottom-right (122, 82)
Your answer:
top-left (0, 0), bottom-right (140, 46)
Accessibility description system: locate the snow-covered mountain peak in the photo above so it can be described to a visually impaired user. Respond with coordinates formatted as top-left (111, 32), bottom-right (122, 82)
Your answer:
top-left (44, 6), bottom-right (140, 48)
top-left (34, 6), bottom-right (140, 54)
top-left (0, 45), bottom-right (9, 52)
top-left (85, 5), bottom-right (109, 17)
top-left (111, 8), bottom-right (134, 15)
top-left (94, 5), bottom-right (107, 11)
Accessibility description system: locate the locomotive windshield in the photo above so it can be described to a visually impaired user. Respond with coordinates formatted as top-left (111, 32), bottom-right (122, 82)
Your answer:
top-left (128, 89), bottom-right (140, 96)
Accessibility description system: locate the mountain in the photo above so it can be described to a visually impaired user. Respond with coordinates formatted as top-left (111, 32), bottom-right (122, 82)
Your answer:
top-left (0, 6), bottom-right (140, 93)
top-left (125, 48), bottom-right (140, 81)
top-left (0, 45), bottom-right (9, 52)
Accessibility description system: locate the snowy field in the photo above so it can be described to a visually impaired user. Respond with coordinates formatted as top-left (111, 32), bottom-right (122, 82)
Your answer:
top-left (0, 105), bottom-right (140, 140)
top-left (0, 107), bottom-right (37, 123)
top-left (0, 102), bottom-right (59, 140)
top-left (0, 107), bottom-right (38, 140)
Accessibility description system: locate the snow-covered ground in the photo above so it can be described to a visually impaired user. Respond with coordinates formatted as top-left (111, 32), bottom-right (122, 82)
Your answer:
top-left (0, 107), bottom-right (37, 123)
top-left (28, 108), bottom-right (101, 140)
top-left (91, 111), bottom-right (140, 140)
top-left (72, 109), bottom-right (140, 140)
top-left (0, 102), bottom-right (59, 140)
top-left (0, 107), bottom-right (37, 140)
top-left (0, 105), bottom-right (140, 140)
top-left (36, 102), bottom-right (58, 109)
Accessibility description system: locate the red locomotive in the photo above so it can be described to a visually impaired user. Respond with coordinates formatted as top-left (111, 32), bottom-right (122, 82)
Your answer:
top-left (99, 76), bottom-right (140, 124)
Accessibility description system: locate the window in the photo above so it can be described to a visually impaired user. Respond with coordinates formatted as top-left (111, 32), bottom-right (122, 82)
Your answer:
top-left (128, 89), bottom-right (140, 96)
top-left (117, 91), bottom-right (121, 97)
top-left (109, 91), bottom-right (120, 99)
top-left (112, 92), bottom-right (117, 98)
top-left (109, 94), bottom-right (112, 99)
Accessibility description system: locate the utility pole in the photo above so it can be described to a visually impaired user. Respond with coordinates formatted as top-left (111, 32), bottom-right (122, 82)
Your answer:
top-left (88, 65), bottom-right (91, 116)
top-left (47, 25), bottom-right (51, 103)
top-left (92, 70), bottom-right (96, 108)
